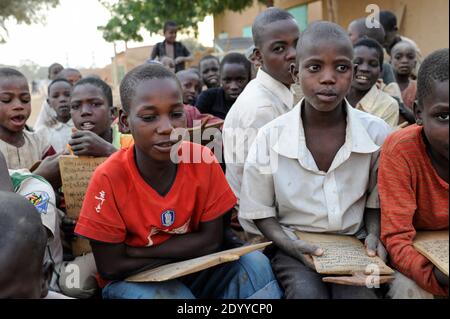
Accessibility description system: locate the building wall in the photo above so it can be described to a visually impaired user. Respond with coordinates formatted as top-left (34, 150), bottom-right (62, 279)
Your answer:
top-left (332, 0), bottom-right (449, 56)
top-left (214, 0), bottom-right (266, 39)
top-left (214, 0), bottom-right (322, 38)
top-left (214, 0), bottom-right (448, 57)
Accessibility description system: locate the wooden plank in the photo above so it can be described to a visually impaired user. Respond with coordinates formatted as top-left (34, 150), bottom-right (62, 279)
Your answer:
top-left (413, 230), bottom-right (449, 276)
top-left (296, 231), bottom-right (394, 275)
top-left (59, 155), bottom-right (108, 256)
top-left (59, 155), bottom-right (108, 219)
top-left (126, 242), bottom-right (272, 282)
top-left (322, 273), bottom-right (395, 286)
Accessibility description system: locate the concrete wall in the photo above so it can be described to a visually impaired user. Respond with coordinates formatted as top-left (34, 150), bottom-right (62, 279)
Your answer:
top-left (214, 0), bottom-right (449, 57)
top-left (214, 0), bottom-right (266, 39)
top-left (331, 0), bottom-right (448, 56)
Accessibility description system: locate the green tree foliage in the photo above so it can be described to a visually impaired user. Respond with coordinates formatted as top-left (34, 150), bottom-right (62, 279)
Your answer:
top-left (98, 0), bottom-right (273, 43)
top-left (0, 0), bottom-right (60, 43)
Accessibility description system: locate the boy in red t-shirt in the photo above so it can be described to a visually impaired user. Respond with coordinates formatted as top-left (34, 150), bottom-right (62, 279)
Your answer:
top-left (75, 63), bottom-right (281, 299)
top-left (379, 49), bottom-right (449, 298)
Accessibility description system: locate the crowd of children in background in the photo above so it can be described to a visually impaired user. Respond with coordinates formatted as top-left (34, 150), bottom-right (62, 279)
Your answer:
top-left (0, 7), bottom-right (448, 300)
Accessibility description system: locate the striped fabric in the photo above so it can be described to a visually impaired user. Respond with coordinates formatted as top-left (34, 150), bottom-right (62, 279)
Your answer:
top-left (379, 124), bottom-right (448, 296)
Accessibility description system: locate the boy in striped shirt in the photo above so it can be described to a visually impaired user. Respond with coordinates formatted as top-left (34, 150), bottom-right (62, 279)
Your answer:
top-left (379, 49), bottom-right (449, 298)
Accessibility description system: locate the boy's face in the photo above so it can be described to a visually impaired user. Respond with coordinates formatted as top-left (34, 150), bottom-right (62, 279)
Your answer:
top-left (254, 19), bottom-right (299, 86)
top-left (0, 77), bottom-right (31, 134)
top-left (120, 78), bottom-right (186, 162)
top-left (164, 26), bottom-right (178, 44)
top-left (221, 63), bottom-right (249, 101)
top-left (352, 46), bottom-right (381, 92)
top-left (347, 21), bottom-right (360, 45)
top-left (49, 65), bottom-right (63, 80)
top-left (179, 73), bottom-right (201, 105)
top-left (60, 70), bottom-right (82, 85)
top-left (391, 42), bottom-right (416, 76)
top-left (297, 38), bottom-right (353, 112)
top-left (416, 80), bottom-right (449, 161)
top-left (70, 84), bottom-right (113, 137)
top-left (48, 81), bottom-right (72, 122)
top-left (200, 59), bottom-right (220, 88)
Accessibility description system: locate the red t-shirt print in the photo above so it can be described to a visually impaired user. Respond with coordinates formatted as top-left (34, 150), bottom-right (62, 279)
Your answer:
top-left (75, 142), bottom-right (236, 248)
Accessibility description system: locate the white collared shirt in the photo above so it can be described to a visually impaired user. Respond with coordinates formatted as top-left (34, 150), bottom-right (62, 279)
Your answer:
top-left (239, 99), bottom-right (392, 239)
top-left (223, 68), bottom-right (294, 206)
top-left (37, 119), bottom-right (74, 153)
top-left (356, 85), bottom-right (399, 127)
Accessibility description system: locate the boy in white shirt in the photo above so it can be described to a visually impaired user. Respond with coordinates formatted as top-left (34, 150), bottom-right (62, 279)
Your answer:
top-left (239, 21), bottom-right (391, 299)
top-left (223, 7), bottom-right (299, 210)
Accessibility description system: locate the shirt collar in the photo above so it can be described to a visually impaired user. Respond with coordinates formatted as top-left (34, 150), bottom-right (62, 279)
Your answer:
top-left (256, 68), bottom-right (294, 109)
top-left (356, 85), bottom-right (379, 113)
top-left (47, 118), bottom-right (74, 130)
top-left (273, 98), bottom-right (380, 161)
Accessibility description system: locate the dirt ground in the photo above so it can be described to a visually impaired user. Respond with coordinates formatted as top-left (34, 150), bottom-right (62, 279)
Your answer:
top-left (28, 92), bottom-right (45, 127)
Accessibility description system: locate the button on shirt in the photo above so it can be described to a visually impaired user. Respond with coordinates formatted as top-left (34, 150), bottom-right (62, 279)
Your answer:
top-left (239, 99), bottom-right (392, 239)
top-left (356, 85), bottom-right (399, 127)
top-left (223, 69), bottom-right (294, 207)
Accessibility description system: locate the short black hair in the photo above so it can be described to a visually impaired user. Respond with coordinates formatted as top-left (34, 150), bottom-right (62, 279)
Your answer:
top-left (252, 7), bottom-right (295, 47)
top-left (379, 11), bottom-right (397, 32)
top-left (120, 63), bottom-right (179, 112)
top-left (73, 77), bottom-right (113, 108)
top-left (391, 40), bottom-right (416, 57)
top-left (48, 63), bottom-right (63, 76)
top-left (0, 67), bottom-right (27, 81)
top-left (47, 78), bottom-right (72, 96)
top-left (56, 68), bottom-right (82, 79)
top-left (200, 54), bottom-right (219, 65)
top-left (0, 191), bottom-right (48, 271)
top-left (220, 52), bottom-right (252, 80)
top-left (297, 21), bottom-right (353, 65)
top-left (198, 54), bottom-right (220, 71)
top-left (176, 69), bottom-right (200, 82)
top-left (417, 48), bottom-right (449, 106)
top-left (354, 38), bottom-right (384, 71)
top-left (164, 21), bottom-right (177, 33)
top-left (350, 18), bottom-right (385, 45)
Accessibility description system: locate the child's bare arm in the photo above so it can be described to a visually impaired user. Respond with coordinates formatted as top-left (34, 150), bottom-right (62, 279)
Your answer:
top-left (90, 240), bottom-right (175, 280)
top-left (32, 153), bottom-right (62, 189)
top-left (126, 217), bottom-right (223, 259)
top-left (175, 55), bottom-right (194, 65)
top-left (254, 217), bottom-right (323, 269)
top-left (69, 131), bottom-right (117, 157)
top-left (364, 208), bottom-right (387, 261)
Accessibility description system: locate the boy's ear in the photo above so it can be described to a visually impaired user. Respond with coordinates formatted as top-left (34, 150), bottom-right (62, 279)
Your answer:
top-left (413, 100), bottom-right (423, 125)
top-left (119, 109), bottom-right (131, 134)
top-left (110, 106), bottom-right (118, 122)
top-left (289, 63), bottom-right (299, 84)
top-left (40, 260), bottom-right (54, 298)
top-left (253, 47), bottom-right (263, 66)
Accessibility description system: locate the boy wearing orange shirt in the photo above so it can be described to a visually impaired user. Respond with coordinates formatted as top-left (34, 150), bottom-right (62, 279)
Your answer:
top-left (379, 49), bottom-right (449, 298)
top-left (74, 63), bottom-right (281, 299)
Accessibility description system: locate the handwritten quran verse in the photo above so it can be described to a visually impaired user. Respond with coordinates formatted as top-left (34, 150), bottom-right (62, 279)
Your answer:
top-left (59, 155), bottom-right (107, 256)
top-left (296, 231), bottom-right (394, 275)
top-left (414, 231), bottom-right (449, 276)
